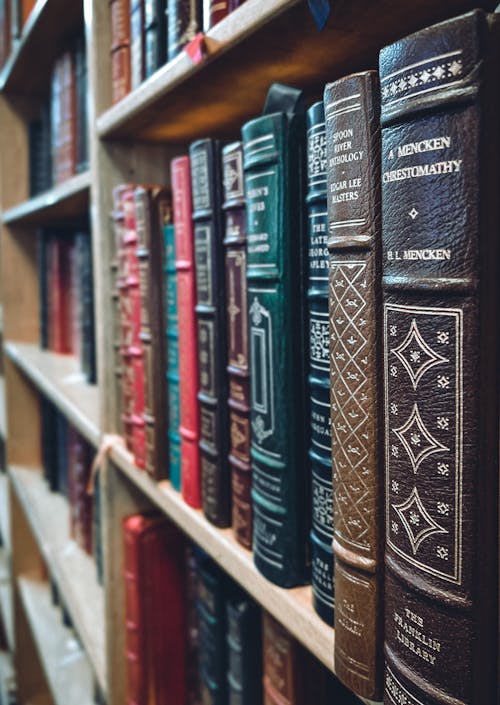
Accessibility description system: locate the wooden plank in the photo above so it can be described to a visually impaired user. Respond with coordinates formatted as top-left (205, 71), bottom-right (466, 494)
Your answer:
top-left (0, 474), bottom-right (9, 552)
top-left (2, 171), bottom-right (91, 227)
top-left (0, 0), bottom-right (83, 95)
top-left (4, 342), bottom-right (100, 448)
top-left (9, 466), bottom-right (106, 693)
top-left (96, 0), bottom-right (498, 142)
top-left (17, 576), bottom-right (94, 705)
top-left (4, 357), bottom-right (41, 468)
top-left (0, 377), bottom-right (7, 440)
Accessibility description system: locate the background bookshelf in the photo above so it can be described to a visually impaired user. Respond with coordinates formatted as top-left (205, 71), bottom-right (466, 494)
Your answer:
top-left (0, 1), bottom-right (496, 704)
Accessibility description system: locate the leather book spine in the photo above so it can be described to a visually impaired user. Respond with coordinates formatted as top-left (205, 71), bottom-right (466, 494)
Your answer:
top-left (110, 0), bottom-right (131, 102)
top-left (38, 230), bottom-right (49, 349)
top-left (76, 233), bottom-right (97, 384)
top-left (10, 0), bottom-right (21, 45)
top-left (21, 0), bottom-right (35, 24)
top-left (144, 0), bottom-right (165, 77)
top-left (222, 142), bottom-right (252, 549)
top-left (123, 515), bottom-right (147, 705)
top-left (74, 35), bottom-right (88, 173)
top-left (305, 100), bottom-right (333, 627)
top-left (185, 544), bottom-right (202, 705)
top-left (111, 0), bottom-right (131, 48)
top-left (50, 237), bottom-right (73, 354)
top-left (262, 613), bottom-right (303, 705)
top-left (0, 0), bottom-right (11, 69)
top-left (135, 186), bottom-right (169, 480)
top-left (380, 11), bottom-right (500, 705)
top-left (226, 592), bottom-right (262, 705)
top-left (51, 57), bottom-right (62, 185)
top-left (324, 72), bottom-right (383, 700)
top-left (130, 0), bottom-right (145, 90)
top-left (40, 396), bottom-right (58, 490)
top-left (55, 412), bottom-right (69, 497)
top-left (197, 557), bottom-right (228, 702)
top-left (167, 0), bottom-right (202, 61)
top-left (202, 0), bottom-right (229, 31)
top-left (164, 220), bottom-right (181, 488)
top-left (172, 155), bottom-right (201, 507)
top-left (190, 138), bottom-right (230, 527)
top-left (242, 101), bottom-right (308, 587)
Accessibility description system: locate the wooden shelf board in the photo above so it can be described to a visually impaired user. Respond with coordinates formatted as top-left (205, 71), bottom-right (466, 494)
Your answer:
top-left (10, 466), bottom-right (106, 693)
top-left (0, 0), bottom-right (84, 95)
top-left (4, 342), bottom-right (100, 448)
top-left (0, 474), bottom-right (9, 552)
top-left (96, 0), bottom-right (496, 143)
top-left (1, 171), bottom-right (91, 227)
top-left (0, 547), bottom-right (13, 651)
top-left (17, 576), bottom-right (94, 705)
top-left (0, 377), bottom-right (7, 440)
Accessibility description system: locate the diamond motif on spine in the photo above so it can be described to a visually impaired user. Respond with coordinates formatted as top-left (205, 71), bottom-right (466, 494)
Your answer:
top-left (391, 318), bottom-right (448, 389)
top-left (393, 487), bottom-right (447, 555)
top-left (393, 404), bottom-right (449, 473)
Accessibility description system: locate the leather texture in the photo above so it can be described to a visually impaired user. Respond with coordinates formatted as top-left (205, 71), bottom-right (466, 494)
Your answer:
top-left (381, 11), bottom-right (500, 705)
top-left (75, 232), bottom-right (96, 384)
top-left (325, 71), bottom-right (384, 700)
top-left (204, 0), bottom-right (229, 30)
top-left (306, 100), bottom-right (334, 626)
top-left (172, 156), bottom-right (202, 507)
top-left (262, 613), bottom-right (303, 705)
top-left (130, 0), bottom-right (145, 89)
top-left (111, 44), bottom-right (131, 103)
top-left (242, 85), bottom-right (309, 588)
top-left (123, 514), bottom-right (187, 705)
top-left (110, 0), bottom-right (131, 49)
top-left (226, 591), bottom-right (262, 705)
top-left (222, 141), bottom-right (252, 549)
top-left (135, 187), bottom-right (170, 480)
top-left (190, 138), bottom-right (231, 527)
top-left (144, 0), bottom-right (166, 77)
top-left (167, 0), bottom-right (202, 61)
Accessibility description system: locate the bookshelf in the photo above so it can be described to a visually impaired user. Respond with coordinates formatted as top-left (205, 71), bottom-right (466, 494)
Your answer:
top-left (0, 1), bottom-right (497, 704)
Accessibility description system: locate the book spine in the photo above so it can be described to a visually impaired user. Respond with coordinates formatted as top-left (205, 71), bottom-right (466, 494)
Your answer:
top-left (226, 594), bottom-right (262, 705)
top-left (111, 0), bottom-right (131, 48)
top-left (167, 0), bottom-right (202, 61)
top-left (74, 36), bottom-right (88, 172)
top-left (185, 544), bottom-right (202, 705)
top-left (305, 100), bottom-right (334, 627)
top-left (123, 516), bottom-right (147, 705)
top-left (130, 0), bottom-right (145, 90)
top-left (202, 0), bottom-right (229, 31)
top-left (222, 142), bottom-right (252, 549)
top-left (242, 106), bottom-right (308, 587)
top-left (164, 220), bottom-right (181, 488)
top-left (190, 138), bottom-right (230, 527)
top-left (38, 230), bottom-right (49, 349)
top-left (197, 557), bottom-right (228, 704)
top-left (144, 0), bottom-right (165, 76)
top-left (40, 396), bottom-right (58, 490)
top-left (111, 44), bottom-right (131, 103)
top-left (172, 156), bottom-right (201, 506)
top-left (380, 11), bottom-right (500, 705)
top-left (262, 613), bottom-right (302, 705)
top-left (21, 0), bottom-right (35, 24)
top-left (324, 72), bottom-right (383, 700)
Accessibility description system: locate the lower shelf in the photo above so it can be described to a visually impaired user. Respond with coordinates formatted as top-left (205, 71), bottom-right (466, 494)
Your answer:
top-left (9, 466), bottom-right (106, 693)
top-left (17, 576), bottom-right (94, 705)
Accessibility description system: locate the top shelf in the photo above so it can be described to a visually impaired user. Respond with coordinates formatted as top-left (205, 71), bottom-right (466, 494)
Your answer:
top-left (96, 0), bottom-right (496, 143)
top-left (0, 0), bottom-right (83, 96)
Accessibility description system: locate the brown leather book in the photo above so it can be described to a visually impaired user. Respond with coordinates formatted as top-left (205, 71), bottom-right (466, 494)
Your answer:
top-left (110, 0), bottom-right (131, 103)
top-left (381, 11), bottom-right (500, 705)
top-left (135, 186), bottom-right (170, 480)
top-left (262, 613), bottom-right (303, 705)
top-left (222, 142), bottom-right (252, 549)
top-left (21, 0), bottom-right (35, 24)
top-left (324, 71), bottom-right (383, 700)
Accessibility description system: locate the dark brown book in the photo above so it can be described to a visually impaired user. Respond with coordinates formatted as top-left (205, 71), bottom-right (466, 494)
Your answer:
top-left (21, 0), bottom-right (35, 24)
top-left (167, 0), bottom-right (202, 62)
top-left (381, 11), bottom-right (500, 705)
top-left (135, 186), bottom-right (170, 480)
top-left (324, 72), bottom-right (383, 700)
top-left (110, 0), bottom-right (131, 103)
top-left (262, 613), bottom-right (303, 705)
top-left (130, 0), bottom-right (145, 90)
top-left (222, 142), bottom-right (251, 549)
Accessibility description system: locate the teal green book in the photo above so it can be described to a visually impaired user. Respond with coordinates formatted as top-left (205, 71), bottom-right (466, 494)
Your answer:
top-left (242, 84), bottom-right (309, 588)
top-left (164, 222), bottom-right (181, 489)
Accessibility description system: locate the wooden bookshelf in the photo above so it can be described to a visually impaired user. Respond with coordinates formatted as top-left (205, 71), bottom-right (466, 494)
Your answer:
top-left (9, 466), bottom-right (106, 693)
top-left (2, 171), bottom-right (91, 227)
top-left (4, 342), bottom-right (100, 447)
top-left (0, 547), bottom-right (13, 651)
top-left (17, 576), bottom-right (95, 705)
top-left (0, 474), bottom-right (9, 551)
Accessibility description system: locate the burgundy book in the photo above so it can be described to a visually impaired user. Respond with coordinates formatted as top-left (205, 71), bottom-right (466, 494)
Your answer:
top-left (222, 142), bottom-right (251, 549)
top-left (171, 156), bottom-right (201, 507)
top-left (381, 11), bottom-right (500, 705)
top-left (67, 426), bottom-right (93, 555)
top-left (123, 514), bottom-right (187, 705)
top-left (202, 0), bottom-right (229, 30)
top-left (48, 236), bottom-right (73, 354)
top-left (262, 613), bottom-right (303, 705)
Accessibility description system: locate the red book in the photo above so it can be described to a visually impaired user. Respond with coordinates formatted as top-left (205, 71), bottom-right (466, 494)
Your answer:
top-left (123, 514), bottom-right (187, 705)
top-left (171, 156), bottom-right (201, 508)
top-left (67, 426), bottom-right (93, 554)
top-left (48, 237), bottom-right (73, 354)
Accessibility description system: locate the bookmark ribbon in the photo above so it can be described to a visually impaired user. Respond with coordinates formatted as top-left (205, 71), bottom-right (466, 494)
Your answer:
top-left (307, 0), bottom-right (331, 31)
top-left (87, 433), bottom-right (124, 495)
top-left (185, 32), bottom-right (207, 65)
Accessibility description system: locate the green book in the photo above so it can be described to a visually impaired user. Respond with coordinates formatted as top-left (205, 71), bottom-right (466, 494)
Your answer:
top-left (164, 221), bottom-right (181, 489)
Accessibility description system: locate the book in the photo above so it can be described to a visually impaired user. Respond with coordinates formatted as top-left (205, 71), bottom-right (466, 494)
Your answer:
top-left (0, 0), bottom-right (11, 69)
top-left (167, 0), bottom-right (202, 62)
top-left (305, 99), bottom-right (333, 626)
top-left (242, 83), bottom-right (308, 587)
top-left (21, 0), bottom-right (34, 24)
top-left (164, 212), bottom-right (182, 488)
top-left (324, 71), bottom-right (383, 700)
top-left (74, 34), bottom-right (89, 173)
top-left (222, 142), bottom-right (252, 549)
top-left (76, 232), bottom-right (97, 384)
top-left (40, 396), bottom-right (59, 491)
top-left (29, 98), bottom-right (52, 195)
top-left (172, 156), bottom-right (201, 505)
top-left (67, 426), bottom-right (93, 555)
top-left (110, 0), bottom-right (131, 103)
top-left (381, 11), bottom-right (500, 705)
top-left (185, 544), bottom-right (202, 705)
top-left (123, 514), bottom-right (187, 705)
top-left (226, 589), bottom-right (262, 705)
top-left (262, 612), bottom-right (303, 705)
top-left (135, 186), bottom-right (169, 479)
top-left (38, 229), bottom-right (49, 349)
top-left (190, 138), bottom-right (230, 527)
top-left (202, 0), bottom-right (229, 31)
top-left (130, 0), bottom-right (145, 90)
top-left (144, 0), bottom-right (166, 77)
top-left (48, 234), bottom-right (74, 354)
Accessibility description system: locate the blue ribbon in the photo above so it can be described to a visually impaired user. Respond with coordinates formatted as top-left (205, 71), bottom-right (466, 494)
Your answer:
top-left (307, 0), bottom-right (331, 31)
